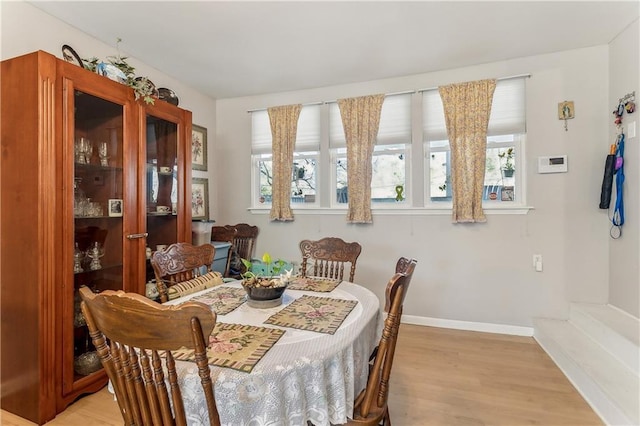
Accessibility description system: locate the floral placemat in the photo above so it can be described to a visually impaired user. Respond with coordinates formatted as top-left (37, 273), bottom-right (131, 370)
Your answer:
top-left (264, 295), bottom-right (357, 334)
top-left (287, 276), bottom-right (341, 292)
top-left (173, 323), bottom-right (285, 373)
top-left (191, 286), bottom-right (246, 315)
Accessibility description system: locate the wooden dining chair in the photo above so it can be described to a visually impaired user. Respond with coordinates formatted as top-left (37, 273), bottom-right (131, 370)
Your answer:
top-left (299, 237), bottom-right (362, 282)
top-left (79, 286), bottom-right (221, 426)
top-left (151, 242), bottom-right (215, 302)
top-left (227, 223), bottom-right (259, 261)
top-left (211, 226), bottom-right (237, 277)
top-left (348, 257), bottom-right (417, 426)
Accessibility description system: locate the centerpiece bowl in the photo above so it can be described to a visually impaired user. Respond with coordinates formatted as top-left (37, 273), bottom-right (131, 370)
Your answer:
top-left (241, 276), bottom-right (289, 308)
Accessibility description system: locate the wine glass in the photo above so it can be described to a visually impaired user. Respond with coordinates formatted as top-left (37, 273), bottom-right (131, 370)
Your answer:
top-left (98, 142), bottom-right (109, 166)
top-left (76, 138), bottom-right (90, 164)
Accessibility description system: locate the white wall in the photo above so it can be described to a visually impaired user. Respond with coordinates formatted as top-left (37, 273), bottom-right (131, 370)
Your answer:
top-left (608, 19), bottom-right (640, 318)
top-left (0, 1), bottom-right (218, 218)
top-left (215, 46), bottom-right (614, 328)
top-left (4, 1), bottom-right (633, 328)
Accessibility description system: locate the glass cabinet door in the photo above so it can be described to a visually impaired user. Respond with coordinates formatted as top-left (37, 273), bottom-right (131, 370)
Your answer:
top-left (145, 114), bottom-right (179, 283)
top-left (70, 90), bottom-right (125, 385)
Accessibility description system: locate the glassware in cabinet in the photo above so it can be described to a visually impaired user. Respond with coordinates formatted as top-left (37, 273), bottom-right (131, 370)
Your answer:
top-left (69, 90), bottom-right (125, 386)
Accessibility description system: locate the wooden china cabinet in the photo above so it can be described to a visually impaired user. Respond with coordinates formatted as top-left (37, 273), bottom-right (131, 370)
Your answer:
top-left (1, 50), bottom-right (193, 424)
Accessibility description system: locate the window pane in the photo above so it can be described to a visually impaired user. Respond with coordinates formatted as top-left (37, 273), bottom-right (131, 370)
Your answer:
top-left (256, 153), bottom-right (318, 205)
top-left (429, 150), bottom-right (450, 200)
top-left (427, 135), bottom-right (520, 203)
top-left (334, 146), bottom-right (408, 204)
top-left (292, 157), bottom-right (317, 203)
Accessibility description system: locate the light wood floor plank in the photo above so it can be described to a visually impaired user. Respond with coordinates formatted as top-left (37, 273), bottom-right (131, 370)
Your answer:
top-left (1, 324), bottom-right (603, 425)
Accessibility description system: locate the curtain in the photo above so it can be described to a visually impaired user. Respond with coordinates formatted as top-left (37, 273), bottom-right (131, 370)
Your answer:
top-left (439, 79), bottom-right (496, 223)
top-left (268, 104), bottom-right (302, 221)
top-left (338, 94), bottom-right (385, 223)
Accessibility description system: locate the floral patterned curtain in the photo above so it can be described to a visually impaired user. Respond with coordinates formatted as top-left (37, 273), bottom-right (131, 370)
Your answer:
top-left (439, 79), bottom-right (496, 223)
top-left (268, 104), bottom-right (302, 221)
top-left (338, 94), bottom-right (385, 223)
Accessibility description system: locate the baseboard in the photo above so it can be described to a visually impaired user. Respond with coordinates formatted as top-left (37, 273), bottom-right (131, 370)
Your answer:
top-left (401, 314), bottom-right (534, 337)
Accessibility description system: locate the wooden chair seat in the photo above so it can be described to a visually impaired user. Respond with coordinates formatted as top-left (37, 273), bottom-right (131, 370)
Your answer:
top-left (79, 287), bottom-right (221, 426)
top-left (151, 242), bottom-right (215, 302)
top-left (348, 257), bottom-right (417, 425)
top-left (299, 237), bottom-right (362, 282)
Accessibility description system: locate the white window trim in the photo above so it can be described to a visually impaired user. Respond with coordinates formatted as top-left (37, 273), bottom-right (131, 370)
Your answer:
top-left (248, 77), bottom-right (533, 216)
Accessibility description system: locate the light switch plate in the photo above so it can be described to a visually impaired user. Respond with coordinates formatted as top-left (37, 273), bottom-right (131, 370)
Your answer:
top-left (628, 121), bottom-right (636, 138)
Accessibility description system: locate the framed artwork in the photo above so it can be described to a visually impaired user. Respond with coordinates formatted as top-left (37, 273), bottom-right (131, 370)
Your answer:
top-left (108, 199), bottom-right (123, 217)
top-left (558, 101), bottom-right (575, 120)
top-left (191, 124), bottom-right (208, 171)
top-left (191, 178), bottom-right (209, 220)
top-left (501, 186), bottom-right (514, 202)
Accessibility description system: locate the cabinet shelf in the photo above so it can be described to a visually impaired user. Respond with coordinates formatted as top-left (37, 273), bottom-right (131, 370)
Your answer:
top-left (73, 262), bottom-right (124, 276)
top-left (75, 162), bottom-right (123, 172)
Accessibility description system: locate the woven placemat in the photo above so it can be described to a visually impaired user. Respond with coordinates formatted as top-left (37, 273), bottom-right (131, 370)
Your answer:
top-left (287, 276), bottom-right (341, 292)
top-left (191, 286), bottom-right (246, 315)
top-left (264, 295), bottom-right (357, 334)
top-left (173, 322), bottom-right (285, 373)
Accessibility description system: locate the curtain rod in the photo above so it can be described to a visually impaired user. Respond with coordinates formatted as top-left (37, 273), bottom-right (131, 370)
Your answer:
top-left (323, 89), bottom-right (415, 105)
top-left (247, 101), bottom-right (323, 114)
top-left (246, 74), bottom-right (530, 113)
top-left (247, 90), bottom-right (415, 113)
top-left (417, 73), bottom-right (531, 93)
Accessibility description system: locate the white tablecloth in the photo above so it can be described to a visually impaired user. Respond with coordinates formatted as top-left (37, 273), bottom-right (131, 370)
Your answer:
top-left (166, 281), bottom-right (381, 426)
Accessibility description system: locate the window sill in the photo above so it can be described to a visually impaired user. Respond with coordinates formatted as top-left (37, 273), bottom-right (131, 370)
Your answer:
top-left (248, 205), bottom-right (534, 215)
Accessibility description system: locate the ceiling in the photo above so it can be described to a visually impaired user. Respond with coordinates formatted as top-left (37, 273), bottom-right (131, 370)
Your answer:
top-left (29, 1), bottom-right (639, 100)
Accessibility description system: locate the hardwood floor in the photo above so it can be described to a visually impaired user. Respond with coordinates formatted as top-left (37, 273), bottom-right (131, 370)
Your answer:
top-left (0, 324), bottom-right (603, 425)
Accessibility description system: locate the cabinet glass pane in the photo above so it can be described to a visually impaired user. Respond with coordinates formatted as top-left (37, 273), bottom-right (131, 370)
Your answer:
top-left (72, 90), bottom-right (124, 379)
top-left (146, 115), bottom-right (178, 282)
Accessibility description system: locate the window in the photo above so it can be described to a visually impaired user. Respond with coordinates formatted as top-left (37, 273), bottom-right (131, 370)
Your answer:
top-left (251, 105), bottom-right (320, 206)
top-left (329, 93), bottom-right (412, 206)
top-left (423, 78), bottom-right (526, 205)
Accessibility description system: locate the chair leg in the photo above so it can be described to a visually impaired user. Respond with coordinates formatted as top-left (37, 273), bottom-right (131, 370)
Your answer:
top-left (383, 407), bottom-right (391, 426)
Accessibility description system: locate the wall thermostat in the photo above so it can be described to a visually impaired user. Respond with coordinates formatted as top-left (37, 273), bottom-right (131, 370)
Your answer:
top-left (538, 155), bottom-right (568, 173)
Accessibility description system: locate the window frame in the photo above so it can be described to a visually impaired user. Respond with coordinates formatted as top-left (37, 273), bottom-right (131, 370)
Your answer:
top-left (330, 144), bottom-right (411, 208)
top-left (424, 134), bottom-right (526, 207)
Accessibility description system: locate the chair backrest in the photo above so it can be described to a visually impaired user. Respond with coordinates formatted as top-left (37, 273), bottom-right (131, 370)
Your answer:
top-left (79, 287), bottom-right (220, 426)
top-left (211, 226), bottom-right (237, 277)
top-left (151, 242), bottom-right (215, 302)
top-left (227, 223), bottom-right (259, 261)
top-left (299, 237), bottom-right (362, 282)
top-left (350, 257), bottom-right (417, 425)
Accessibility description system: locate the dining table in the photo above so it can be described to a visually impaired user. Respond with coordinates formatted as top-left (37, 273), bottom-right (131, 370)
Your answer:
top-left (164, 277), bottom-right (381, 426)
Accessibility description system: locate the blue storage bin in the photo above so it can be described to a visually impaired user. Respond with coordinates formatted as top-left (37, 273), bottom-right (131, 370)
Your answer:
top-left (211, 241), bottom-right (232, 274)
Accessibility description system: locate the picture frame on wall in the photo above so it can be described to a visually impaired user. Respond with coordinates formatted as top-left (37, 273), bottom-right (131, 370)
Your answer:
top-left (191, 124), bottom-right (208, 171)
top-left (191, 178), bottom-right (209, 220)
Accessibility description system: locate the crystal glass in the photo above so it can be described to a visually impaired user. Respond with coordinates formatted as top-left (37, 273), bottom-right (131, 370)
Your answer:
top-left (73, 178), bottom-right (87, 217)
top-left (73, 242), bottom-right (84, 273)
top-left (98, 142), bottom-right (109, 166)
top-left (87, 242), bottom-right (105, 270)
top-left (76, 138), bottom-right (90, 164)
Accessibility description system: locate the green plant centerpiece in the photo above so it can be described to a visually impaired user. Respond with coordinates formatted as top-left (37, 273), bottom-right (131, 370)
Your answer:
top-left (498, 147), bottom-right (515, 177)
top-left (240, 253), bottom-right (293, 308)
